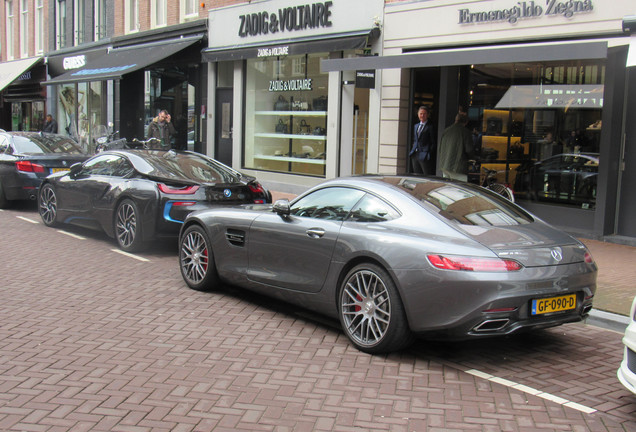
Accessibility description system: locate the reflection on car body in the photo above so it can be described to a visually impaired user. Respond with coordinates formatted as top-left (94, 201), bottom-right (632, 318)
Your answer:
top-left (178, 175), bottom-right (597, 354)
top-left (38, 149), bottom-right (271, 252)
top-left (618, 296), bottom-right (636, 394)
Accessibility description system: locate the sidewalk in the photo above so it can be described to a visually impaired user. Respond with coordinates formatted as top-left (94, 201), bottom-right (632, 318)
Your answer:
top-left (270, 191), bottom-right (634, 320)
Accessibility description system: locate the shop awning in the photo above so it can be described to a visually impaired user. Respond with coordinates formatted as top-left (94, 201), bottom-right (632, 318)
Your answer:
top-left (202, 28), bottom-right (380, 63)
top-left (0, 57), bottom-right (42, 92)
top-left (627, 35), bottom-right (636, 67)
top-left (321, 40), bottom-right (608, 72)
top-left (44, 36), bottom-right (202, 85)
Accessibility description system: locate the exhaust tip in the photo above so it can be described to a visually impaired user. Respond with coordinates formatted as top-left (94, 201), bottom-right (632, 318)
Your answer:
top-left (581, 304), bottom-right (593, 315)
top-left (473, 319), bottom-right (510, 332)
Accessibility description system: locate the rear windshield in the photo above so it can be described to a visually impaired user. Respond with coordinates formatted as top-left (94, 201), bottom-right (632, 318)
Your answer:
top-left (13, 134), bottom-right (85, 154)
top-left (382, 177), bottom-right (533, 227)
top-left (131, 151), bottom-right (241, 184)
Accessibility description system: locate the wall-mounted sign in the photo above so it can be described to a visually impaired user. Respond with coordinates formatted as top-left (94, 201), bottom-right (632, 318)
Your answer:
top-left (239, 1), bottom-right (333, 37)
top-left (258, 46), bottom-right (290, 57)
top-left (458, 0), bottom-right (594, 25)
top-left (355, 70), bottom-right (375, 88)
top-left (269, 78), bottom-right (313, 92)
top-left (63, 55), bottom-right (87, 70)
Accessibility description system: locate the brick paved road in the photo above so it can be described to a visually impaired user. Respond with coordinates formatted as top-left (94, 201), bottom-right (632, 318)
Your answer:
top-left (1, 204), bottom-right (635, 431)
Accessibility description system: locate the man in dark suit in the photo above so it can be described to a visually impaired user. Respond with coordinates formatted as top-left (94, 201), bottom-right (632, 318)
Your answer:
top-left (409, 105), bottom-right (436, 175)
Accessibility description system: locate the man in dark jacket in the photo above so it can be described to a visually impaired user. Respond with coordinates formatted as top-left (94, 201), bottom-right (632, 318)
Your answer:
top-left (42, 115), bottom-right (58, 133)
top-left (147, 110), bottom-right (176, 149)
top-left (409, 106), bottom-right (436, 175)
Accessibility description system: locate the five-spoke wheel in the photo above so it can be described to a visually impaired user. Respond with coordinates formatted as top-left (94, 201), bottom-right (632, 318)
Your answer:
top-left (339, 263), bottom-right (412, 353)
top-left (179, 224), bottom-right (219, 291)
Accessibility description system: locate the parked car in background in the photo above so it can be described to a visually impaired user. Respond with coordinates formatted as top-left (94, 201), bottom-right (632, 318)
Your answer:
top-left (38, 149), bottom-right (271, 252)
top-left (618, 296), bottom-right (636, 394)
top-left (514, 153), bottom-right (598, 209)
top-left (0, 131), bottom-right (88, 208)
top-left (178, 176), bottom-right (597, 354)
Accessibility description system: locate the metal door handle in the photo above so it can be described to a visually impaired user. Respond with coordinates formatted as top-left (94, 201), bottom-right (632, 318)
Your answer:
top-left (306, 228), bottom-right (325, 238)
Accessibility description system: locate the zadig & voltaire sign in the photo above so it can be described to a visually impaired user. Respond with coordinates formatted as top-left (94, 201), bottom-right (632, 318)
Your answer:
top-left (238, 1), bottom-right (333, 37)
top-left (458, 0), bottom-right (593, 25)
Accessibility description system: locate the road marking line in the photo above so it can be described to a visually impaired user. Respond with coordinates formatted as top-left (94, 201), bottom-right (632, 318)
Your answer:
top-left (465, 369), bottom-right (597, 414)
top-left (110, 249), bottom-right (150, 262)
top-left (16, 216), bottom-right (39, 224)
top-left (56, 230), bottom-right (86, 240)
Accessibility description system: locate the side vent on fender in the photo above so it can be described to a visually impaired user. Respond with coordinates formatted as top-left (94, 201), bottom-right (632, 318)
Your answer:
top-left (226, 229), bottom-right (246, 247)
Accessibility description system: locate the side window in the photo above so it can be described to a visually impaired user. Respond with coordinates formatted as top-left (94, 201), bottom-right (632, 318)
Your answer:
top-left (290, 187), bottom-right (365, 221)
top-left (347, 194), bottom-right (400, 223)
top-left (82, 155), bottom-right (128, 176)
top-left (0, 136), bottom-right (9, 153)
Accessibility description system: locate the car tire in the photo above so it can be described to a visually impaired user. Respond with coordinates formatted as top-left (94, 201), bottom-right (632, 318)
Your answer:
top-left (0, 179), bottom-right (9, 209)
top-left (38, 184), bottom-right (59, 227)
top-left (179, 224), bottom-right (219, 291)
top-left (338, 263), bottom-right (413, 354)
top-left (115, 199), bottom-right (144, 252)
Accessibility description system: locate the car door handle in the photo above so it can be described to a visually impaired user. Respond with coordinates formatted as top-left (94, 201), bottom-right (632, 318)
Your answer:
top-left (306, 228), bottom-right (325, 238)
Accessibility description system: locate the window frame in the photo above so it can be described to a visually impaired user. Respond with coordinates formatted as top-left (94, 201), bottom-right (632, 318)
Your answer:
top-left (124, 0), bottom-right (138, 34)
top-left (93, 0), bottom-right (105, 40)
top-left (19, 0), bottom-right (27, 57)
top-left (73, 0), bottom-right (84, 45)
top-left (151, 0), bottom-right (167, 29)
top-left (55, 0), bottom-right (67, 49)
top-left (6, 0), bottom-right (15, 60)
top-left (180, 0), bottom-right (198, 22)
top-left (34, 0), bottom-right (43, 54)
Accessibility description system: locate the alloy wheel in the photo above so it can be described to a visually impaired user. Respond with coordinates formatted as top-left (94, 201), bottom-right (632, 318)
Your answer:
top-left (39, 185), bottom-right (57, 225)
top-left (180, 229), bottom-right (209, 284)
top-left (116, 202), bottom-right (137, 248)
top-left (340, 269), bottom-right (391, 348)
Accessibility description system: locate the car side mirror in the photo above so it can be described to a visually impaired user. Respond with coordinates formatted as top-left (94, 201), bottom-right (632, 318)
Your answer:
top-left (273, 199), bottom-right (290, 217)
top-left (69, 162), bottom-right (83, 178)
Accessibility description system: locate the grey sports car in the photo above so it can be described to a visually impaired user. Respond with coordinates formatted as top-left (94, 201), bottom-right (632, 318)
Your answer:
top-left (178, 176), bottom-right (597, 353)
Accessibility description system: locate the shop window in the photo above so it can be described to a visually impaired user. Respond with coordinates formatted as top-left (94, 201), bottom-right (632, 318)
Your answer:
top-left (467, 60), bottom-right (604, 210)
top-left (244, 53), bottom-right (329, 177)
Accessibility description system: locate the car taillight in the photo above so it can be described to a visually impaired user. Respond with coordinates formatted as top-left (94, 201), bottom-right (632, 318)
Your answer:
top-left (427, 254), bottom-right (522, 272)
top-left (248, 181), bottom-right (265, 194)
top-left (16, 161), bottom-right (45, 173)
top-left (157, 183), bottom-right (200, 194)
top-left (584, 251), bottom-right (594, 264)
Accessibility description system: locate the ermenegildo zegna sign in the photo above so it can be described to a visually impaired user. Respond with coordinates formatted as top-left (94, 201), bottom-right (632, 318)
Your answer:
top-left (238, 1), bottom-right (333, 37)
top-left (458, 0), bottom-right (593, 24)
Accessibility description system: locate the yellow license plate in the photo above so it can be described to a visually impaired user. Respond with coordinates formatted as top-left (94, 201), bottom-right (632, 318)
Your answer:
top-left (51, 168), bottom-right (69, 174)
top-left (531, 294), bottom-right (576, 315)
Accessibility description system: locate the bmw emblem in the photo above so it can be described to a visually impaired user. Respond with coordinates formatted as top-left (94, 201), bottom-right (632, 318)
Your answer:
top-left (550, 248), bottom-right (563, 262)
top-left (223, 189), bottom-right (232, 198)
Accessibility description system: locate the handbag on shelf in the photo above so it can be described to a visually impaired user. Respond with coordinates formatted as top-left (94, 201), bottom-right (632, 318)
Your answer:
top-left (312, 96), bottom-right (328, 111)
top-left (275, 119), bottom-right (288, 134)
top-left (298, 119), bottom-right (311, 135)
top-left (313, 126), bottom-right (326, 136)
top-left (273, 95), bottom-right (290, 111)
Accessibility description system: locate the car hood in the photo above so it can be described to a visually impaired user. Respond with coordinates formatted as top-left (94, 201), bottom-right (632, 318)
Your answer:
top-left (456, 222), bottom-right (588, 267)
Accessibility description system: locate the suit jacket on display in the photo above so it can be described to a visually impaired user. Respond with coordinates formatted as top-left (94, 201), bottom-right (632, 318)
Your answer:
top-left (409, 121), bottom-right (435, 162)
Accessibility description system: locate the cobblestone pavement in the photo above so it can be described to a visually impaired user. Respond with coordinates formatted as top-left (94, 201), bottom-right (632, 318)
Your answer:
top-left (0, 204), bottom-right (634, 431)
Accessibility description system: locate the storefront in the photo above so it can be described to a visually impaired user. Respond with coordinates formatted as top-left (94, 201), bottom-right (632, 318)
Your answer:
top-left (0, 57), bottom-right (46, 131)
top-left (45, 20), bottom-right (208, 154)
top-left (203, 0), bottom-right (383, 188)
top-left (322, 0), bottom-right (636, 242)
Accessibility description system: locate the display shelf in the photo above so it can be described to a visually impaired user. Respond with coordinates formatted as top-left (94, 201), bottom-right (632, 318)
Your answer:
top-left (255, 110), bottom-right (327, 117)
top-left (254, 155), bottom-right (326, 165)
top-left (255, 132), bottom-right (326, 140)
